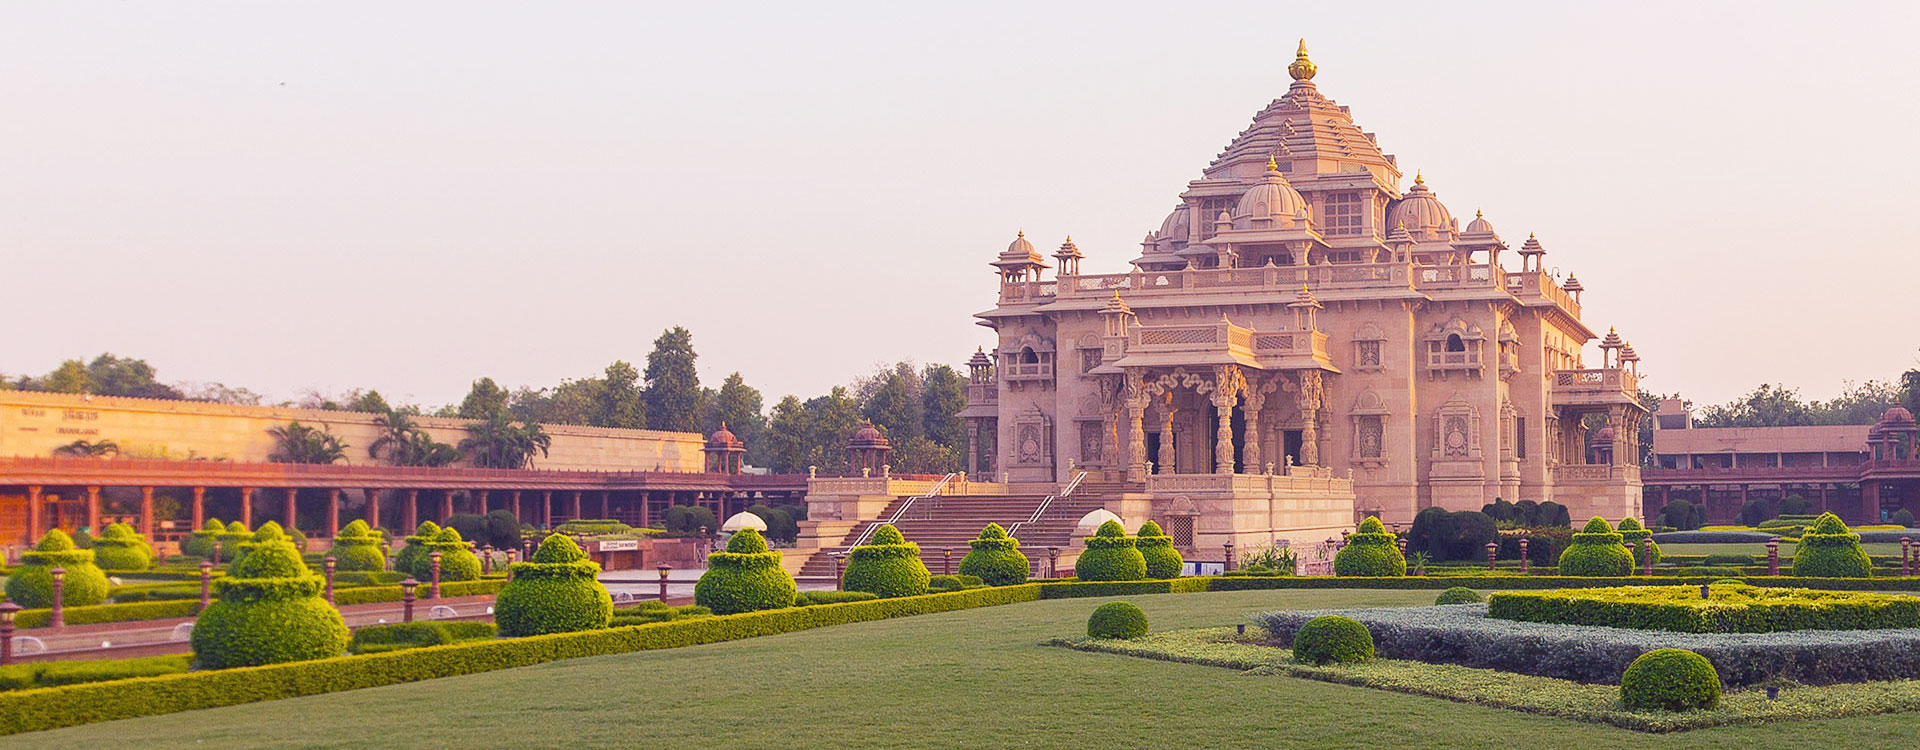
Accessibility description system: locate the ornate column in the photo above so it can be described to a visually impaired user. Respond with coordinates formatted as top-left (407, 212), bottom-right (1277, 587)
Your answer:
top-left (1158, 402), bottom-right (1178, 474)
top-left (1213, 366), bottom-right (1244, 474)
top-left (542, 490), bottom-right (553, 528)
top-left (87, 487), bottom-right (102, 533)
top-left (26, 486), bottom-right (42, 542)
top-left (1242, 385), bottom-right (1266, 473)
top-left (440, 491), bottom-right (453, 521)
top-left (284, 488), bottom-right (298, 531)
top-left (966, 420), bottom-right (981, 475)
top-left (365, 489), bottom-right (381, 529)
top-left (404, 490), bottom-right (419, 531)
top-left (192, 487), bottom-right (206, 530)
top-left (139, 487), bottom-right (155, 538)
top-left (511, 490), bottom-right (522, 524)
top-left (240, 487), bottom-right (254, 528)
top-left (1125, 371), bottom-right (1149, 483)
top-left (1296, 371), bottom-right (1323, 467)
top-left (326, 489), bottom-right (341, 538)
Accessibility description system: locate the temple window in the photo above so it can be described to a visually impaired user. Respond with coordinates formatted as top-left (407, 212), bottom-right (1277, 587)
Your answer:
top-left (1516, 417), bottom-right (1527, 458)
top-left (1079, 348), bottom-right (1103, 374)
top-left (1356, 340), bottom-right (1381, 368)
top-left (1020, 347), bottom-right (1039, 364)
top-left (1356, 415), bottom-right (1384, 458)
top-left (1322, 192), bottom-right (1364, 236)
top-left (1446, 334), bottom-right (1465, 352)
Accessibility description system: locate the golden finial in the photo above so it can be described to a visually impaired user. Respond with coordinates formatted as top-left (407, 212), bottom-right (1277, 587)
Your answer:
top-left (1266, 155), bottom-right (1279, 171)
top-left (1017, 229), bottom-right (1024, 238)
top-left (1414, 171), bottom-right (1425, 186)
top-left (1065, 235), bottom-right (1073, 243)
top-left (1288, 39), bottom-right (1317, 81)
top-left (1475, 209), bottom-right (1484, 218)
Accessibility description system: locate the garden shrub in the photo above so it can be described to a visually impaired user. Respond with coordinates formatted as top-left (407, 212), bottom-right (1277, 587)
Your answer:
top-left (181, 518), bottom-right (224, 559)
top-left (1487, 584), bottom-right (1920, 632)
top-left (1621, 648), bottom-right (1721, 711)
top-left (553, 519), bottom-right (632, 535)
top-left (5, 530), bottom-right (111, 609)
top-left (843, 524), bottom-right (931, 597)
top-left (1558, 517), bottom-right (1634, 576)
top-left (325, 519), bottom-right (388, 572)
top-left (794, 590), bottom-right (879, 607)
top-left (746, 504), bottom-right (799, 544)
top-left (1135, 521), bottom-right (1184, 579)
top-left (694, 528), bottom-right (797, 614)
top-left (1291, 615), bottom-right (1373, 665)
top-left (215, 521), bottom-right (252, 562)
top-left (1409, 507), bottom-right (1499, 561)
top-left (446, 510), bottom-right (522, 551)
top-left (393, 521), bottom-right (438, 577)
top-left (0, 655), bottom-right (192, 692)
top-left (1334, 517), bottom-right (1406, 577)
top-left (1739, 498), bottom-right (1772, 527)
top-left (958, 523), bottom-right (1029, 586)
top-left (1616, 516), bottom-right (1659, 567)
top-left (1497, 526), bottom-right (1573, 566)
top-left (1435, 587), bottom-right (1483, 605)
top-left (1074, 520), bottom-right (1146, 582)
top-left (92, 523), bottom-right (152, 571)
top-left (1085, 601), bottom-right (1149, 639)
top-left (1659, 498), bottom-right (1705, 531)
top-left (1779, 494), bottom-right (1813, 516)
top-left (1793, 513), bottom-right (1872, 578)
top-left (608, 601), bottom-right (712, 625)
top-left (405, 527), bottom-right (483, 583)
top-left (1894, 508), bottom-right (1917, 528)
top-left (189, 524), bottom-right (349, 669)
top-left (1703, 553), bottom-right (1754, 566)
top-left (663, 505), bottom-right (718, 534)
top-left (927, 574), bottom-right (985, 592)
top-left (347, 621), bottom-right (497, 654)
top-left (494, 534), bottom-right (613, 637)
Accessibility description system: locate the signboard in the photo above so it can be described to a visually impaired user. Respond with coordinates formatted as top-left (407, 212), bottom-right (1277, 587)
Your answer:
top-left (598, 539), bottom-right (640, 552)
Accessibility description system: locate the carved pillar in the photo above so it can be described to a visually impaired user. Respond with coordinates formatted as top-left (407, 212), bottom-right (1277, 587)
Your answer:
top-left (87, 487), bottom-right (102, 534)
top-left (1296, 371), bottom-right (1323, 467)
top-left (404, 490), bottom-right (418, 531)
top-left (140, 486), bottom-right (155, 539)
top-left (326, 489), bottom-right (341, 538)
top-left (240, 487), bottom-right (254, 528)
top-left (1125, 372), bottom-right (1148, 483)
top-left (511, 490), bottom-right (522, 524)
top-left (1212, 366), bottom-right (1242, 474)
top-left (25, 486), bottom-right (42, 543)
top-left (366, 489), bottom-right (381, 529)
top-left (192, 487), bottom-right (206, 530)
top-left (1242, 387), bottom-right (1266, 473)
top-left (1158, 402), bottom-right (1178, 475)
top-left (966, 420), bottom-right (980, 475)
top-left (285, 488), bottom-right (298, 531)
top-left (542, 490), bottom-right (553, 528)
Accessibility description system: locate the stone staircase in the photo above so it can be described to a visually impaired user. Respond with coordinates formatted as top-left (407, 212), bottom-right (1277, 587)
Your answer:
top-left (796, 480), bottom-right (1123, 579)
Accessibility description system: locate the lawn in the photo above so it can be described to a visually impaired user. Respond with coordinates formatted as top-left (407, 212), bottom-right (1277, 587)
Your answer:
top-left (8, 588), bottom-right (1920, 749)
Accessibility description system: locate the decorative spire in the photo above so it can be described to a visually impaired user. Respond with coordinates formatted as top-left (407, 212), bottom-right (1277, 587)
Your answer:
top-left (1414, 171), bottom-right (1425, 185)
top-left (1288, 39), bottom-right (1317, 81)
top-left (1266, 155), bottom-right (1279, 171)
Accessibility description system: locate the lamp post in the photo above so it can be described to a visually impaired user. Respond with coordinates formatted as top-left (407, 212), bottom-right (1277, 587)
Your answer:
top-left (523, 538), bottom-right (534, 562)
top-left (49, 568), bottom-right (66, 629)
top-left (400, 579), bottom-right (419, 622)
top-left (1518, 538), bottom-right (1530, 576)
top-left (658, 564), bottom-right (672, 602)
top-left (482, 545), bottom-right (494, 575)
top-left (831, 553), bottom-right (845, 591)
top-left (323, 556), bottom-right (337, 606)
top-left (943, 548), bottom-right (953, 576)
top-left (1486, 541), bottom-right (1497, 571)
top-left (1766, 539), bottom-right (1781, 577)
top-left (199, 560), bottom-right (214, 609)
top-left (429, 551), bottom-right (442, 600)
top-left (1223, 540), bottom-right (1236, 573)
top-left (0, 602), bottom-right (19, 665)
top-left (1904, 537), bottom-right (1913, 577)
top-left (1047, 547), bottom-right (1060, 579)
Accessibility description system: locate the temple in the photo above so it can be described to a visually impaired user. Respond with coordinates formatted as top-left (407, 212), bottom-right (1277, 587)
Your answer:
top-left (964, 42), bottom-right (1645, 550)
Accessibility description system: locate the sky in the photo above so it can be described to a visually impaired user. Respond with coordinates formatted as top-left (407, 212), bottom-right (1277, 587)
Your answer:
top-left (4, 1), bottom-right (1918, 410)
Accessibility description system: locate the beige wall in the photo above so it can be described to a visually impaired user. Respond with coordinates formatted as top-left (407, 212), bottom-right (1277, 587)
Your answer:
top-left (0, 390), bottom-right (705, 472)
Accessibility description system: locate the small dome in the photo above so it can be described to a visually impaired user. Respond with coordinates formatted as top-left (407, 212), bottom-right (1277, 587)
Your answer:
top-left (1464, 209), bottom-right (1495, 235)
top-left (1599, 327), bottom-right (1624, 349)
top-left (720, 511), bottom-right (768, 534)
top-left (1156, 205), bottom-right (1190, 243)
top-left (1386, 173), bottom-right (1455, 240)
top-left (1878, 406), bottom-right (1916, 429)
top-left (849, 420), bottom-right (890, 450)
top-left (1593, 426), bottom-right (1616, 444)
top-left (706, 423), bottom-right (742, 449)
top-left (1075, 508), bottom-right (1123, 535)
top-left (1563, 274), bottom-right (1584, 292)
top-left (1233, 159), bottom-right (1309, 230)
top-left (1005, 231), bottom-right (1035, 256)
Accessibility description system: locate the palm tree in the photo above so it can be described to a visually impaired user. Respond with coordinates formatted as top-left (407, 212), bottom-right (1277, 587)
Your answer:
top-left (367, 411), bottom-right (417, 464)
top-left (408, 431), bottom-right (463, 467)
top-left (267, 421), bottom-right (349, 464)
top-left (52, 439), bottom-right (119, 458)
top-left (459, 414), bottom-right (552, 469)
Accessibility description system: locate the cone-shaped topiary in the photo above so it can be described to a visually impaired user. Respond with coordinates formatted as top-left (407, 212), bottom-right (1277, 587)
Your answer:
top-left (1075, 520), bottom-right (1147, 581)
top-left (1558, 516), bottom-right (1633, 576)
top-left (91, 522), bottom-right (152, 571)
top-left (1334, 517), bottom-right (1406, 577)
top-left (1292, 615), bottom-right (1374, 665)
top-left (231, 521), bottom-right (288, 563)
top-left (325, 519), bottom-right (388, 572)
top-left (1135, 521), bottom-right (1185, 579)
top-left (182, 517), bottom-right (224, 558)
top-left (495, 533), bottom-right (612, 636)
top-left (695, 528), bottom-right (797, 614)
top-left (406, 527), bottom-right (482, 582)
top-left (190, 525), bottom-right (348, 669)
top-left (1617, 516), bottom-right (1660, 567)
top-left (393, 520), bottom-right (439, 577)
top-left (216, 521), bottom-right (252, 562)
top-left (4, 529), bottom-right (111, 609)
top-left (1621, 648), bottom-right (1721, 711)
top-left (1793, 512), bottom-right (1872, 578)
top-left (958, 522), bottom-right (1029, 586)
top-left (1087, 601), bottom-right (1149, 639)
top-left (843, 524), bottom-right (931, 597)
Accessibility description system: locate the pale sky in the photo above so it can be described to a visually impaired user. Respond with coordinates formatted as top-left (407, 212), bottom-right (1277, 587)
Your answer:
top-left (4, 1), bottom-right (1917, 410)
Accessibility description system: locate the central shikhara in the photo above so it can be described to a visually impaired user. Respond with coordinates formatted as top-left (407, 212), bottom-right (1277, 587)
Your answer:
top-left (963, 42), bottom-right (1645, 548)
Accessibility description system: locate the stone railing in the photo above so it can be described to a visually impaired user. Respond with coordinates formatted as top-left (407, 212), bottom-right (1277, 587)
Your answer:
top-left (1552, 367), bottom-right (1639, 401)
top-left (1552, 464), bottom-right (1640, 483)
top-left (807, 474), bottom-right (1008, 497)
top-left (998, 262), bottom-right (1583, 317)
top-left (1146, 469), bottom-right (1349, 495)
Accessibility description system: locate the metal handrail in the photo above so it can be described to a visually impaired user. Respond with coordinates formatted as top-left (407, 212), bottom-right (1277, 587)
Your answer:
top-left (846, 472), bottom-right (956, 549)
top-left (1007, 471), bottom-right (1086, 539)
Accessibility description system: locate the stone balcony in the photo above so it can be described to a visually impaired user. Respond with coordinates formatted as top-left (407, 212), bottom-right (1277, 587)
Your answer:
top-left (996, 262), bottom-right (1581, 319)
top-left (1550, 367), bottom-right (1640, 408)
top-left (1552, 463), bottom-right (1641, 484)
top-left (1112, 319), bottom-right (1333, 371)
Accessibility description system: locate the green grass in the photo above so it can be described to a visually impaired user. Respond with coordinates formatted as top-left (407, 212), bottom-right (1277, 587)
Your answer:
top-left (1658, 542), bottom-right (1906, 557)
top-left (9, 589), bottom-right (1920, 748)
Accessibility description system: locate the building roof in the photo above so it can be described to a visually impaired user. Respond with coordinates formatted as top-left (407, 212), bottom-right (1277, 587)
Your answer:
top-left (1652, 424), bottom-right (1871, 456)
top-left (1200, 42), bottom-right (1399, 187)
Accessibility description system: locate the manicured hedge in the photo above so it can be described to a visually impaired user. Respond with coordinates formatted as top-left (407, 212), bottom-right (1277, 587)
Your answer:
top-left (1621, 648), bottom-right (1720, 711)
top-left (190, 526), bottom-right (349, 669)
top-left (1558, 517), bottom-right (1633, 577)
top-left (1488, 584), bottom-right (1920, 632)
top-left (181, 519), bottom-right (224, 559)
top-left (1086, 601), bottom-right (1148, 639)
top-left (1074, 520), bottom-right (1146, 582)
top-left (494, 534), bottom-right (612, 637)
top-left (6, 530), bottom-right (111, 609)
top-left (958, 523), bottom-right (1029, 586)
top-left (0, 584), bottom-right (1045, 736)
top-left (1134, 521), bottom-right (1184, 580)
top-left (1291, 615), bottom-right (1373, 665)
top-left (842, 525), bottom-right (931, 598)
top-left (90, 524), bottom-right (152, 572)
top-left (795, 590), bottom-right (880, 607)
top-left (695, 528), bottom-right (797, 614)
top-left (347, 621), bottom-right (498, 654)
top-left (1333, 517), bottom-right (1405, 577)
top-left (325, 520), bottom-right (388, 573)
top-left (0, 655), bottom-right (191, 692)
top-left (1793, 513), bottom-right (1872, 578)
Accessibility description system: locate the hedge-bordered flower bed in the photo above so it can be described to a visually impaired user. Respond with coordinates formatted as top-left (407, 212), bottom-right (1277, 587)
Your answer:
top-left (1488, 584), bottom-right (1920, 632)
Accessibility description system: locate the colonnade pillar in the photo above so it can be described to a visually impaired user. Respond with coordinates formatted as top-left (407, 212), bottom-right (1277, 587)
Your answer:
top-left (1125, 374), bottom-right (1148, 483)
top-left (569, 491), bottom-right (582, 520)
top-left (26, 486), bottom-right (42, 542)
top-left (326, 489), bottom-right (341, 538)
top-left (365, 489), bottom-right (380, 530)
top-left (1158, 405), bottom-right (1177, 475)
top-left (240, 487), bottom-right (254, 528)
top-left (511, 491), bottom-right (522, 524)
top-left (1242, 388), bottom-right (1265, 473)
top-left (140, 486), bottom-right (155, 538)
top-left (191, 487), bottom-right (205, 530)
top-left (542, 491), bottom-right (553, 528)
top-left (405, 490), bottom-right (419, 532)
top-left (284, 488), bottom-right (298, 532)
top-left (86, 486), bottom-right (102, 534)
top-left (440, 491), bottom-right (453, 521)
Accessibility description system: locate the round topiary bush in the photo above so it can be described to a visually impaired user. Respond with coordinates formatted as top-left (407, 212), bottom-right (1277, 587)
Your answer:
top-left (4, 529), bottom-right (111, 609)
top-left (1435, 586), bottom-right (1484, 605)
top-left (407, 527), bottom-right (482, 582)
top-left (1793, 512), bottom-right (1872, 578)
top-left (495, 533), bottom-right (613, 636)
top-left (215, 521), bottom-right (252, 562)
top-left (694, 528), bottom-right (797, 614)
top-left (91, 522), bottom-right (152, 571)
top-left (394, 520), bottom-right (438, 577)
top-left (1617, 516), bottom-right (1660, 567)
top-left (1334, 517), bottom-right (1407, 577)
top-left (190, 524), bottom-right (349, 669)
top-left (325, 519), bottom-right (388, 572)
top-left (1075, 520), bottom-right (1147, 581)
top-left (1558, 517), bottom-right (1634, 576)
top-left (1086, 601), bottom-right (1148, 639)
top-left (1621, 648), bottom-right (1721, 711)
top-left (843, 524), bottom-right (931, 597)
top-left (1292, 615), bottom-right (1374, 665)
top-left (182, 517), bottom-right (224, 559)
top-left (1135, 521), bottom-right (1184, 579)
top-left (958, 523), bottom-right (1029, 586)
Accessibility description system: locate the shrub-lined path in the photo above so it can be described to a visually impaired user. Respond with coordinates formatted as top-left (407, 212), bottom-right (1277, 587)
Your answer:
top-left (8, 589), bottom-right (1920, 748)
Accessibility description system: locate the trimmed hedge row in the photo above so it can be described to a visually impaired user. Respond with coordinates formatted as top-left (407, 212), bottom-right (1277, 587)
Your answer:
top-left (1488, 584), bottom-right (1920, 632)
top-left (0, 584), bottom-right (1046, 736)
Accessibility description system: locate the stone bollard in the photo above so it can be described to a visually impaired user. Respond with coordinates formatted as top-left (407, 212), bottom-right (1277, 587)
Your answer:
top-left (1224, 540), bottom-right (1236, 573)
top-left (482, 545), bottom-right (494, 575)
top-left (1767, 539), bottom-right (1781, 576)
top-left (324, 556), bottom-right (337, 606)
top-left (1047, 547), bottom-right (1060, 579)
top-left (1519, 538), bottom-right (1531, 576)
top-left (1486, 541), bottom-right (1498, 571)
top-left (429, 551), bottom-right (443, 600)
top-left (0, 602), bottom-right (18, 665)
top-left (400, 579), bottom-right (418, 622)
top-left (199, 560), bottom-right (214, 609)
top-left (943, 548), bottom-right (953, 576)
top-left (49, 567), bottom-right (66, 629)
top-left (1904, 538), bottom-right (1913, 577)
top-left (658, 564), bottom-right (672, 601)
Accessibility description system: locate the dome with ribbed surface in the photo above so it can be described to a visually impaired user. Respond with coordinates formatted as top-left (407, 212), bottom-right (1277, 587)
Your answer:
top-left (1233, 160), bottom-right (1309, 230)
top-left (1387, 173), bottom-right (1453, 240)
top-left (1464, 209), bottom-right (1495, 235)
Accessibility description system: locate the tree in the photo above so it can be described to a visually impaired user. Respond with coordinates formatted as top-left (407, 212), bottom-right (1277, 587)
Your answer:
top-left (890, 435), bottom-right (958, 474)
top-left (185, 382), bottom-right (264, 405)
top-left (765, 395), bottom-right (811, 473)
top-left (709, 372), bottom-right (765, 459)
top-left (366, 411), bottom-right (456, 467)
top-left (862, 366), bottom-right (923, 442)
top-left (39, 360), bottom-right (89, 393)
top-left (921, 364), bottom-right (968, 453)
top-left (84, 354), bottom-right (182, 399)
top-left (458, 378), bottom-right (511, 420)
top-left (458, 414), bottom-right (551, 469)
top-left (804, 387), bottom-right (864, 473)
top-left (346, 390), bottom-right (392, 415)
top-left (267, 422), bottom-right (349, 465)
top-left (593, 361), bottom-right (645, 429)
top-left (644, 327), bottom-right (703, 432)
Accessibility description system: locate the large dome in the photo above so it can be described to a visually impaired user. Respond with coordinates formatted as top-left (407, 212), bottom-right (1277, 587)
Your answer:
top-left (1387, 174), bottom-right (1454, 240)
top-left (1232, 160), bottom-right (1309, 230)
